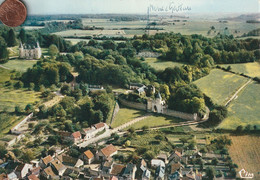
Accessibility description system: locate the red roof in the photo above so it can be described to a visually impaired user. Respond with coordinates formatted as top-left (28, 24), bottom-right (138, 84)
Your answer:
top-left (71, 131), bottom-right (81, 139)
top-left (94, 122), bottom-right (106, 129)
top-left (42, 155), bottom-right (53, 165)
top-left (110, 176), bottom-right (118, 180)
top-left (84, 150), bottom-right (94, 159)
top-left (28, 174), bottom-right (39, 180)
top-left (175, 151), bottom-right (182, 158)
top-left (101, 144), bottom-right (117, 157)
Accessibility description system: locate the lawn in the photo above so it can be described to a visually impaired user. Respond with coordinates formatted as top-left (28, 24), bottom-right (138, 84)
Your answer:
top-left (228, 135), bottom-right (260, 179)
top-left (129, 114), bottom-right (185, 130)
top-left (219, 82), bottom-right (260, 129)
top-left (220, 62), bottom-right (260, 78)
top-left (3, 60), bottom-right (38, 72)
top-left (144, 58), bottom-right (184, 70)
top-left (111, 107), bottom-right (146, 128)
top-left (194, 69), bottom-right (248, 105)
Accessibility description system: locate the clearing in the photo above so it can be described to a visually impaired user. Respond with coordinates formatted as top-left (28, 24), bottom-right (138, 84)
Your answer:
top-left (220, 62), bottom-right (260, 78)
top-left (219, 82), bottom-right (260, 129)
top-left (111, 107), bottom-right (146, 128)
top-left (194, 69), bottom-right (248, 105)
top-left (228, 135), bottom-right (260, 179)
top-left (3, 60), bottom-right (38, 72)
top-left (144, 58), bottom-right (184, 70)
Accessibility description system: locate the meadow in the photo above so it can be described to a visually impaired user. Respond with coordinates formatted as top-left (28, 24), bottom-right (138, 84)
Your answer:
top-left (220, 62), bottom-right (260, 78)
top-left (194, 69), bottom-right (248, 105)
top-left (3, 60), bottom-right (38, 72)
top-left (144, 58), bottom-right (184, 70)
top-left (228, 135), bottom-right (260, 179)
top-left (129, 114), bottom-right (185, 130)
top-left (219, 82), bottom-right (260, 129)
top-left (111, 107), bottom-right (146, 128)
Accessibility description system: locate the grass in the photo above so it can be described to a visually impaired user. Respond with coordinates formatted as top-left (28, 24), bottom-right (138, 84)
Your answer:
top-left (194, 69), bottom-right (248, 105)
top-left (3, 59), bottom-right (38, 72)
top-left (220, 62), bottom-right (260, 78)
top-left (144, 58), bottom-right (184, 70)
top-left (228, 135), bottom-right (260, 179)
top-left (129, 114), bottom-right (185, 130)
top-left (219, 82), bottom-right (260, 129)
top-left (111, 107), bottom-right (146, 128)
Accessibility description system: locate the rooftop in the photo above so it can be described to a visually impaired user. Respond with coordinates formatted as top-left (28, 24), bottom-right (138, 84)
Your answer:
top-left (71, 131), bottom-right (81, 139)
top-left (43, 166), bottom-right (56, 177)
top-left (51, 159), bottom-right (66, 172)
top-left (84, 150), bottom-right (94, 159)
top-left (42, 155), bottom-right (53, 165)
top-left (101, 144), bottom-right (117, 158)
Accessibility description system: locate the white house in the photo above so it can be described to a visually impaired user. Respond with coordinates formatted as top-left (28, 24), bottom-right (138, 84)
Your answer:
top-left (15, 163), bottom-right (33, 179)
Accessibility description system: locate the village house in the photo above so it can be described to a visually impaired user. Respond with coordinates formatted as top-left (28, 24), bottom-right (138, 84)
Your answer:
top-left (50, 159), bottom-right (67, 176)
top-left (155, 165), bottom-right (165, 180)
top-left (96, 144), bottom-right (118, 161)
top-left (39, 155), bottom-right (53, 168)
top-left (100, 158), bottom-right (114, 177)
top-left (94, 122), bottom-right (109, 133)
top-left (41, 166), bottom-right (57, 179)
top-left (121, 163), bottom-right (137, 180)
top-left (27, 174), bottom-right (40, 180)
top-left (57, 155), bottom-right (84, 168)
top-left (142, 169), bottom-right (151, 180)
top-left (15, 163), bottom-right (33, 179)
top-left (110, 164), bottom-right (125, 178)
top-left (167, 162), bottom-right (184, 180)
top-left (157, 153), bottom-right (168, 164)
top-left (82, 127), bottom-right (97, 141)
top-left (28, 167), bottom-right (41, 178)
top-left (71, 131), bottom-right (82, 144)
top-left (151, 159), bottom-right (165, 168)
top-left (80, 150), bottom-right (95, 164)
top-left (0, 173), bottom-right (8, 180)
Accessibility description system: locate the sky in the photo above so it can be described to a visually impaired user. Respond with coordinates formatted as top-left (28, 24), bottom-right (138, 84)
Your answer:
top-left (0, 0), bottom-right (259, 15)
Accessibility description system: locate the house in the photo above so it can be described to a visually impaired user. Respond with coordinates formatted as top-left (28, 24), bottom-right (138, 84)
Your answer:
top-left (122, 163), bottom-right (137, 180)
top-left (151, 159), bottom-right (165, 168)
top-left (168, 162), bottom-right (184, 180)
top-left (157, 153), bottom-right (168, 164)
top-left (50, 159), bottom-right (67, 176)
top-left (82, 127), bottom-right (97, 140)
top-left (42, 166), bottom-right (57, 179)
top-left (7, 172), bottom-right (18, 180)
top-left (110, 164), bottom-right (125, 177)
top-left (71, 131), bottom-right (82, 144)
top-left (142, 169), bottom-right (151, 180)
top-left (94, 122), bottom-right (109, 133)
top-left (19, 42), bottom-right (42, 59)
top-left (15, 163), bottom-right (32, 179)
top-left (155, 166), bottom-right (165, 180)
top-left (169, 151), bottom-right (182, 163)
top-left (101, 159), bottom-right (114, 177)
top-left (39, 155), bottom-right (53, 168)
top-left (27, 174), bottom-right (40, 180)
top-left (29, 167), bottom-right (41, 177)
top-left (80, 150), bottom-right (95, 164)
top-left (97, 144), bottom-right (118, 161)
top-left (147, 93), bottom-right (165, 113)
top-left (129, 83), bottom-right (145, 90)
top-left (110, 176), bottom-right (118, 180)
top-left (140, 159), bottom-right (147, 172)
top-left (57, 155), bottom-right (84, 168)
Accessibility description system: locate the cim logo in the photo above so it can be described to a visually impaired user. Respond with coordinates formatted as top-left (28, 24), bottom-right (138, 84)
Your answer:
top-left (239, 169), bottom-right (254, 179)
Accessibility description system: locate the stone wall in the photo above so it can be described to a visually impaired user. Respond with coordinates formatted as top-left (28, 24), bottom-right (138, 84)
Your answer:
top-left (11, 113), bottom-right (33, 134)
top-left (163, 108), bottom-right (198, 121)
top-left (110, 102), bottom-right (120, 125)
top-left (118, 98), bottom-right (147, 111)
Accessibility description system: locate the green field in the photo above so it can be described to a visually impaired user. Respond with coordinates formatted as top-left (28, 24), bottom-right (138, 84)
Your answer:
top-left (111, 107), bottom-right (146, 128)
top-left (144, 58), bottom-right (184, 70)
top-left (129, 114), bottom-right (185, 130)
top-left (3, 60), bottom-right (38, 72)
top-left (194, 69), bottom-right (248, 105)
top-left (219, 82), bottom-right (260, 129)
top-left (0, 68), bottom-right (41, 112)
top-left (220, 62), bottom-right (260, 78)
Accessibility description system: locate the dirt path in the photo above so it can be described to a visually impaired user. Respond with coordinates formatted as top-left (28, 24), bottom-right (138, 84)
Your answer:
top-left (225, 79), bottom-right (252, 106)
top-left (0, 65), bottom-right (10, 70)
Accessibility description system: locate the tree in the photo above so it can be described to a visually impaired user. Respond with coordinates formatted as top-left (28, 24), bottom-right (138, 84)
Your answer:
top-left (25, 104), bottom-right (34, 113)
top-left (49, 44), bottom-right (59, 57)
top-left (48, 135), bottom-right (59, 145)
top-left (7, 29), bottom-right (17, 47)
top-left (205, 167), bottom-right (216, 180)
top-left (211, 158), bottom-right (219, 166)
top-left (0, 145), bottom-right (7, 158)
top-left (14, 105), bottom-right (23, 115)
top-left (141, 125), bottom-right (149, 132)
top-left (18, 28), bottom-right (27, 43)
top-left (179, 137), bottom-right (188, 145)
top-left (21, 150), bottom-right (35, 163)
top-left (235, 125), bottom-right (243, 134)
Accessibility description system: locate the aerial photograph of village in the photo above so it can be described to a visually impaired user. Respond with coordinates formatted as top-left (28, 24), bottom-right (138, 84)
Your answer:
top-left (0, 0), bottom-right (259, 179)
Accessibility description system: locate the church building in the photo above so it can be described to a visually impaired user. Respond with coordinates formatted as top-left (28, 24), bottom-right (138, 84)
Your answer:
top-left (19, 42), bottom-right (42, 59)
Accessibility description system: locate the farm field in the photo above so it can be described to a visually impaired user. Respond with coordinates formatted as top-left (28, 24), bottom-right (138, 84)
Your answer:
top-left (228, 135), bottom-right (260, 179)
top-left (219, 82), bottom-right (260, 129)
top-left (53, 29), bottom-right (126, 37)
top-left (220, 62), bottom-right (260, 78)
top-left (129, 114), bottom-right (185, 130)
top-left (194, 69), bottom-right (248, 105)
top-left (3, 60), bottom-right (38, 72)
top-left (111, 107), bottom-right (146, 128)
top-left (144, 58), bottom-right (184, 70)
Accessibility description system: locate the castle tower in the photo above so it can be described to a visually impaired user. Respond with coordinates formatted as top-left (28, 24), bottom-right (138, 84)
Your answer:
top-left (35, 41), bottom-right (42, 59)
top-left (19, 42), bottom-right (24, 58)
